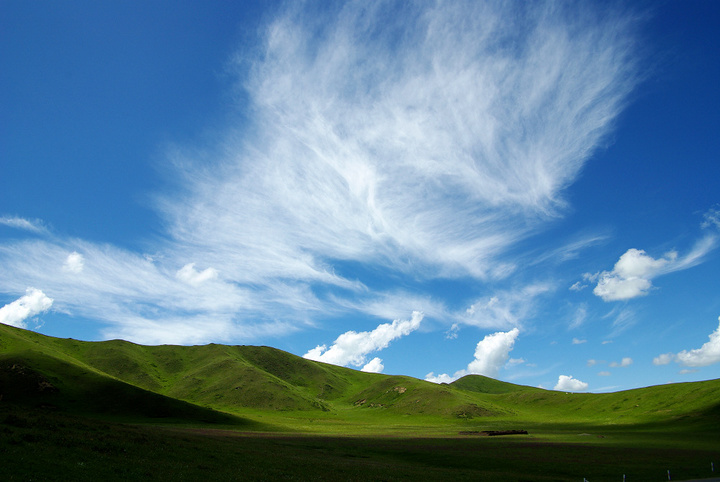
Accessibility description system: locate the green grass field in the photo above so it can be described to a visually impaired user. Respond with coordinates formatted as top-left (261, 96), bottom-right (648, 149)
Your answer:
top-left (1, 323), bottom-right (719, 481)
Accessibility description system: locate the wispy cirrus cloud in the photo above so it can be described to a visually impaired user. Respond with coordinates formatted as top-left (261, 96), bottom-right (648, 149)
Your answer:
top-left (464, 283), bottom-right (553, 330)
top-left (0, 216), bottom-right (48, 234)
top-left (0, 1), bottom-right (640, 345)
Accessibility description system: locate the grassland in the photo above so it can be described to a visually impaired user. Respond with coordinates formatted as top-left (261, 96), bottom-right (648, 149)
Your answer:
top-left (1, 323), bottom-right (719, 481)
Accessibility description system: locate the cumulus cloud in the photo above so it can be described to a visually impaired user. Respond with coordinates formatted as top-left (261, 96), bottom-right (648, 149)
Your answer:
top-left (304, 311), bottom-right (423, 368)
top-left (592, 249), bottom-right (674, 301)
top-left (361, 357), bottom-right (384, 373)
top-left (426, 328), bottom-right (520, 383)
top-left (176, 263), bottom-right (219, 286)
top-left (554, 375), bottom-right (588, 392)
top-left (590, 237), bottom-right (716, 302)
top-left (0, 288), bottom-right (53, 328)
top-left (609, 357), bottom-right (632, 368)
top-left (652, 353), bottom-right (673, 366)
top-left (654, 317), bottom-right (720, 368)
top-left (445, 323), bottom-right (460, 340)
top-left (63, 252), bottom-right (85, 273)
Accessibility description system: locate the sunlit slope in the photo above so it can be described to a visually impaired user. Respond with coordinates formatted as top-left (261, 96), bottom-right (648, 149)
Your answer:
top-left (451, 374), bottom-right (543, 394)
top-left (490, 377), bottom-right (720, 426)
top-left (0, 324), bottom-right (507, 417)
top-left (2, 324), bottom-right (719, 428)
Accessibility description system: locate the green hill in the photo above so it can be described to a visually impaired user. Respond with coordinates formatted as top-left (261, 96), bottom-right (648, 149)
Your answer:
top-left (1, 323), bottom-right (719, 431)
top-left (3, 323), bottom-right (720, 481)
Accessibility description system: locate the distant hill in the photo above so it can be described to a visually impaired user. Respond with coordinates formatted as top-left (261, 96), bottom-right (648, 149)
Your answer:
top-left (2, 323), bottom-right (719, 429)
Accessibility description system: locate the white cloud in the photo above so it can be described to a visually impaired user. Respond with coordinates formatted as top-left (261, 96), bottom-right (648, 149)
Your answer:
top-left (445, 323), bottom-right (460, 340)
top-left (361, 357), bottom-right (384, 373)
top-left (653, 353), bottom-right (673, 366)
top-left (166, 0), bottom-right (638, 299)
top-left (464, 283), bottom-right (552, 330)
top-left (591, 239), bottom-right (716, 302)
top-left (569, 281), bottom-right (586, 292)
top-left (0, 216), bottom-right (47, 234)
top-left (554, 375), bottom-right (588, 392)
top-left (0, 1), bottom-right (641, 345)
top-left (593, 249), bottom-right (673, 301)
top-left (606, 308), bottom-right (637, 338)
top-left (426, 328), bottom-right (519, 383)
top-left (534, 234), bottom-right (610, 267)
top-left (304, 311), bottom-right (423, 368)
top-left (598, 371), bottom-right (611, 376)
top-left (335, 291), bottom-right (447, 326)
top-left (0, 240), bottom-right (256, 345)
top-left (569, 303), bottom-right (588, 329)
top-left (701, 205), bottom-right (720, 229)
top-left (176, 263), bottom-right (219, 286)
top-left (655, 317), bottom-right (720, 368)
top-left (572, 337), bottom-right (587, 345)
top-left (0, 287), bottom-right (53, 328)
top-left (609, 357), bottom-right (632, 368)
top-left (63, 252), bottom-right (85, 273)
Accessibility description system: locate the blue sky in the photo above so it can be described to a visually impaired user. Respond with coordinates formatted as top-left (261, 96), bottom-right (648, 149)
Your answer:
top-left (2, 0), bottom-right (719, 392)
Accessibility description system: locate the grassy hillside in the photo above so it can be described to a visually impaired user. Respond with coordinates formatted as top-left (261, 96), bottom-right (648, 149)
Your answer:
top-left (2, 323), bottom-right (719, 430)
top-left (0, 324), bottom-right (513, 420)
top-left (2, 323), bottom-right (720, 481)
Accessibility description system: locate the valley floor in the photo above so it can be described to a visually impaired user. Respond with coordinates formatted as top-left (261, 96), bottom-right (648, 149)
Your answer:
top-left (2, 404), bottom-right (719, 482)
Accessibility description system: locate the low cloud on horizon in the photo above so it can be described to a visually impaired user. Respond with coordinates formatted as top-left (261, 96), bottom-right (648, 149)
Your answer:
top-left (0, 288), bottom-right (53, 329)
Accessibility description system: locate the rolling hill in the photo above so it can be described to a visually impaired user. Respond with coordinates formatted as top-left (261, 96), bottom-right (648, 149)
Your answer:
top-left (2, 323), bottom-right (719, 430)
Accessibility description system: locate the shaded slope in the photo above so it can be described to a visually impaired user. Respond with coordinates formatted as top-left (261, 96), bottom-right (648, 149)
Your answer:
top-left (0, 350), bottom-right (258, 426)
top-left (2, 324), bottom-right (719, 429)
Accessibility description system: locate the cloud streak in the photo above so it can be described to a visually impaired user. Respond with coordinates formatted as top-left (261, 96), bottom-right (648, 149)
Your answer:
top-left (0, 216), bottom-right (47, 234)
top-left (0, 1), bottom-right (640, 345)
